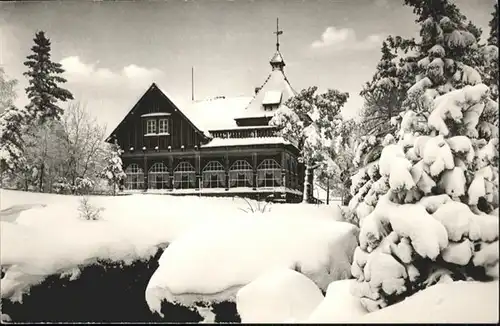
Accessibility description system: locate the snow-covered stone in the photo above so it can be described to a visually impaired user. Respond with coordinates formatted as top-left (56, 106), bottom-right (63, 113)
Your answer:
top-left (145, 214), bottom-right (359, 314)
top-left (307, 279), bottom-right (368, 323)
top-left (235, 268), bottom-right (324, 323)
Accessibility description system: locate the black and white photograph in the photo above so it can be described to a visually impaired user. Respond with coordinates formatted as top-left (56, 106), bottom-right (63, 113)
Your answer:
top-left (0, 0), bottom-right (498, 323)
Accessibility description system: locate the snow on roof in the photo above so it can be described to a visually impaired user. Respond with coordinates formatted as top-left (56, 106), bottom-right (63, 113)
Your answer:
top-left (211, 125), bottom-right (277, 131)
top-left (181, 96), bottom-right (253, 132)
top-left (262, 91), bottom-right (283, 106)
top-left (270, 51), bottom-right (285, 65)
top-left (141, 112), bottom-right (171, 117)
top-left (201, 136), bottom-right (291, 148)
top-left (237, 68), bottom-right (297, 120)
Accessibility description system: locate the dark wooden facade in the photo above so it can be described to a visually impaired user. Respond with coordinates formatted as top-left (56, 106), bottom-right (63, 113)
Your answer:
top-left (107, 83), bottom-right (305, 203)
top-left (111, 84), bottom-right (207, 152)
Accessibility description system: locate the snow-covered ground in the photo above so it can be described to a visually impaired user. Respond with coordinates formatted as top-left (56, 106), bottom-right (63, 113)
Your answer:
top-left (0, 189), bottom-right (345, 304)
top-left (353, 280), bottom-right (499, 323)
top-left (1, 189), bottom-right (498, 323)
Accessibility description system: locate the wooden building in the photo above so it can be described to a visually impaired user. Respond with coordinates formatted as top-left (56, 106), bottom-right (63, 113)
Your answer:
top-left (106, 27), bottom-right (305, 202)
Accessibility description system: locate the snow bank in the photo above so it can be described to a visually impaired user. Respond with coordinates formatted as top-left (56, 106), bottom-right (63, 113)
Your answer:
top-left (235, 268), bottom-right (324, 323)
top-left (354, 281), bottom-right (499, 323)
top-left (307, 279), bottom-right (368, 323)
top-left (145, 216), bottom-right (359, 313)
top-left (1, 190), bottom-right (344, 302)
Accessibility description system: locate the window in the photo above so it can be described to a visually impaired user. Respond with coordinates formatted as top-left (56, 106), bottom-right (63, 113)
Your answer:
top-left (173, 161), bottom-right (196, 189)
top-left (257, 159), bottom-right (282, 187)
top-left (229, 160), bottom-right (253, 188)
top-left (202, 161), bottom-right (225, 188)
top-left (147, 119), bottom-right (156, 134)
top-left (159, 119), bottom-right (169, 134)
top-left (148, 163), bottom-right (170, 189)
top-left (125, 164), bottom-right (144, 190)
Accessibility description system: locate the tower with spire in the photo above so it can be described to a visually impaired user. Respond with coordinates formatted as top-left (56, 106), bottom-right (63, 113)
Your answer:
top-left (235, 17), bottom-right (296, 126)
top-left (270, 18), bottom-right (286, 71)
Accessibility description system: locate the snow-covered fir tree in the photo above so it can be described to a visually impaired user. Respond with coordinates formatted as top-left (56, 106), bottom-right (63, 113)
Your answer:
top-left (0, 107), bottom-right (27, 173)
top-left (23, 31), bottom-right (73, 124)
top-left (101, 143), bottom-right (126, 196)
top-left (269, 86), bottom-right (349, 203)
top-left (488, 2), bottom-right (498, 46)
top-left (349, 0), bottom-right (499, 312)
top-left (359, 40), bottom-right (410, 137)
top-left (0, 69), bottom-right (26, 182)
top-left (484, 2), bottom-right (499, 101)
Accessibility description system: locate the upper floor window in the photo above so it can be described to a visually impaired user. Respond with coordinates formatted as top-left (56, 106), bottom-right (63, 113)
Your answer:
top-left (159, 118), bottom-right (169, 134)
top-left (146, 119), bottom-right (156, 134)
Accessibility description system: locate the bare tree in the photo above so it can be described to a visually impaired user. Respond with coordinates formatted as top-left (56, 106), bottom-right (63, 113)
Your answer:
top-left (59, 102), bottom-right (107, 193)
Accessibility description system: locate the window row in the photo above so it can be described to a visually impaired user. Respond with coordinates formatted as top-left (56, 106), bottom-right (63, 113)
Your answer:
top-left (124, 159), bottom-right (285, 190)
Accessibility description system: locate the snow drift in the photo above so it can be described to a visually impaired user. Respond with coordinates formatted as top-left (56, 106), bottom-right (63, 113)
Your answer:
top-left (235, 268), bottom-right (324, 323)
top-left (145, 215), bottom-right (359, 315)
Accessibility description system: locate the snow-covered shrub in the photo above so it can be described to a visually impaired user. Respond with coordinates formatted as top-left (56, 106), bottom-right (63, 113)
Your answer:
top-left (237, 197), bottom-right (272, 214)
top-left (74, 177), bottom-right (94, 195)
top-left (349, 2), bottom-right (499, 312)
top-left (100, 143), bottom-right (126, 196)
top-left (52, 177), bottom-right (73, 194)
top-left (340, 206), bottom-right (359, 227)
top-left (77, 196), bottom-right (103, 221)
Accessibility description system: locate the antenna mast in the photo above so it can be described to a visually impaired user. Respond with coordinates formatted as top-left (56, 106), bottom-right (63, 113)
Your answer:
top-left (191, 66), bottom-right (195, 102)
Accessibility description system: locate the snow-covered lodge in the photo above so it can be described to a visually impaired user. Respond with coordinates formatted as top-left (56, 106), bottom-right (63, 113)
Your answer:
top-left (106, 29), bottom-right (305, 202)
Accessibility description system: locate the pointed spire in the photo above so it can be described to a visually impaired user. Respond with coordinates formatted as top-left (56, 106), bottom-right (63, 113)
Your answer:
top-left (270, 18), bottom-right (285, 71)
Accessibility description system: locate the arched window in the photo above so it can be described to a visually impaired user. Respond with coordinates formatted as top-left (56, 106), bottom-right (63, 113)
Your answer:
top-left (148, 163), bottom-right (169, 190)
top-left (125, 164), bottom-right (144, 190)
top-left (229, 160), bottom-right (253, 188)
top-left (202, 161), bottom-right (225, 188)
top-left (174, 161), bottom-right (196, 189)
top-left (257, 159), bottom-right (282, 188)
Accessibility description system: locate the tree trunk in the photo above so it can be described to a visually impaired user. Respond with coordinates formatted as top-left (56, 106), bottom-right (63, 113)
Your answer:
top-left (302, 166), bottom-right (309, 203)
top-left (326, 180), bottom-right (330, 205)
top-left (307, 169), bottom-right (314, 203)
top-left (112, 180), bottom-right (116, 196)
top-left (39, 163), bottom-right (45, 193)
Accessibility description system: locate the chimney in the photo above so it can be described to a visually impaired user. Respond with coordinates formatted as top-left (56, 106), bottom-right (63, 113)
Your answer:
top-left (254, 86), bottom-right (261, 95)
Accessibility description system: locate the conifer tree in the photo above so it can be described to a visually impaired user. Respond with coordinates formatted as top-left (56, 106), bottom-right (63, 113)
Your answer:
top-left (349, 0), bottom-right (499, 312)
top-left (483, 2), bottom-right (499, 101)
top-left (0, 69), bottom-right (25, 177)
top-left (488, 2), bottom-right (498, 46)
top-left (101, 143), bottom-right (126, 196)
top-left (359, 40), bottom-right (410, 136)
top-left (23, 31), bottom-right (73, 124)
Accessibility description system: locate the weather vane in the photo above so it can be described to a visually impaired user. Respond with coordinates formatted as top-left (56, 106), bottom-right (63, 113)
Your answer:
top-left (274, 18), bottom-right (283, 52)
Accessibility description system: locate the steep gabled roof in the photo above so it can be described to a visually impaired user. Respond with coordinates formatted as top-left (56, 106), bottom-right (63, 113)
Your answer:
top-left (236, 63), bottom-right (297, 121)
top-left (105, 83), bottom-right (207, 142)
